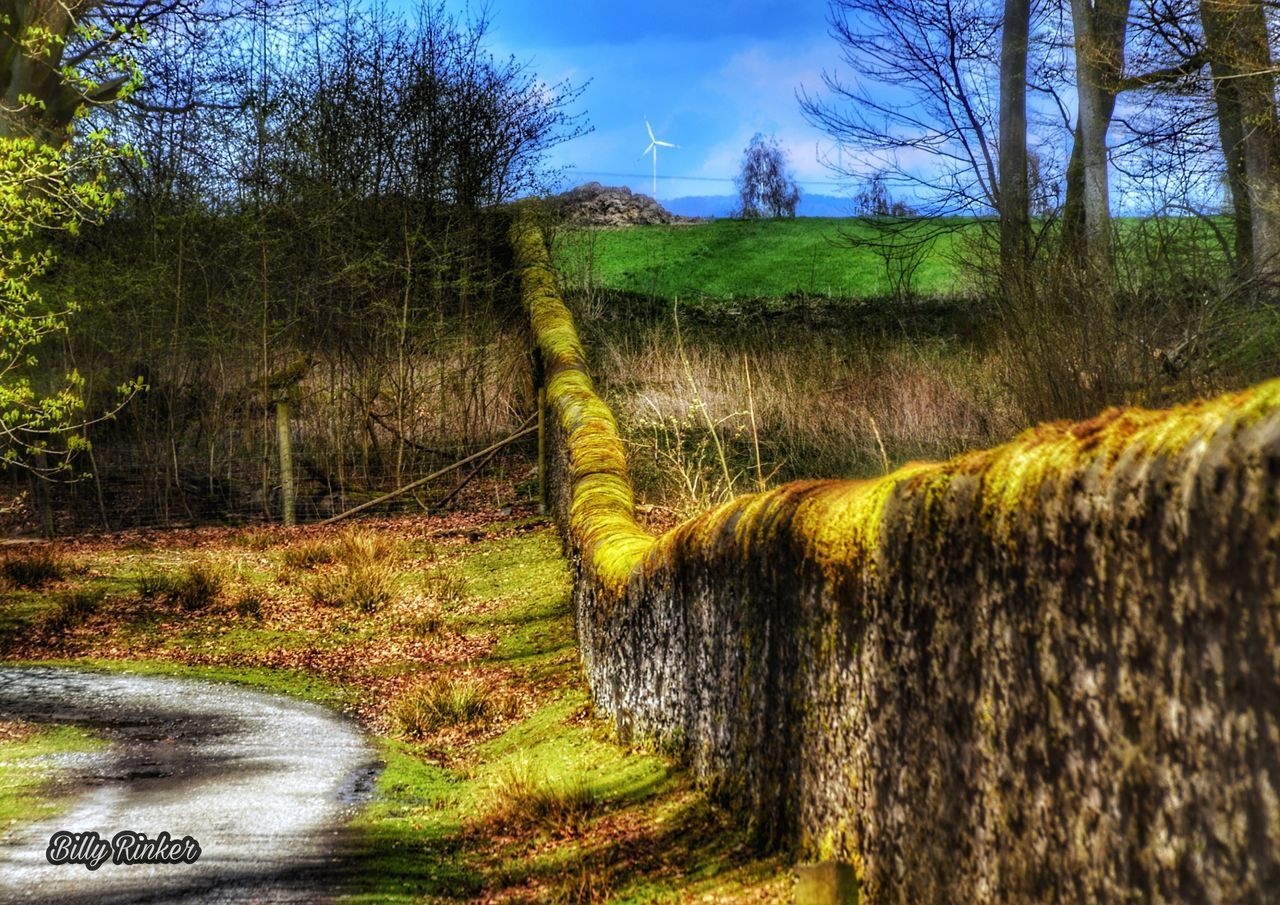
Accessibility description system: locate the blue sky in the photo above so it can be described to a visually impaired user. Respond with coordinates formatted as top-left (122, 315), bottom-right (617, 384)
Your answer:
top-left (439, 0), bottom-right (850, 200)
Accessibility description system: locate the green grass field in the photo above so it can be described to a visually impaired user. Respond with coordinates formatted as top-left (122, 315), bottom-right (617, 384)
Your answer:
top-left (554, 217), bottom-right (973, 301)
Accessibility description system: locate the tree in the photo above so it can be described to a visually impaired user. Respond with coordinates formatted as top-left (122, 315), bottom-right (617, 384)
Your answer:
top-left (735, 133), bottom-right (800, 218)
top-left (853, 171), bottom-right (913, 217)
top-left (0, 1), bottom-right (254, 146)
top-left (999, 0), bottom-right (1031, 292)
top-left (0, 127), bottom-right (139, 474)
top-left (1200, 0), bottom-right (1280, 281)
top-left (0, 0), bottom-right (158, 474)
top-left (800, 0), bottom-right (1004, 218)
top-left (1066, 0), bottom-right (1133, 274)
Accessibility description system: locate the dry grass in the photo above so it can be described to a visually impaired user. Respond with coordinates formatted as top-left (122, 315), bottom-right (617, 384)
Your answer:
top-left (1, 549), bottom-right (72, 589)
top-left (336, 528), bottom-right (402, 567)
top-left (135, 564), bottom-right (223, 611)
top-left (291, 527), bottom-right (410, 613)
top-left (42, 587), bottom-right (106, 633)
top-left (232, 528), bottom-right (277, 551)
top-left (392, 676), bottom-right (496, 737)
top-left (423, 562), bottom-right (468, 609)
top-left (233, 594), bottom-right (264, 620)
top-left (399, 611), bottom-right (443, 638)
top-left (308, 561), bottom-right (398, 613)
top-left (485, 760), bottom-right (601, 835)
top-left (593, 325), bottom-right (1020, 513)
top-left (279, 538), bottom-right (337, 570)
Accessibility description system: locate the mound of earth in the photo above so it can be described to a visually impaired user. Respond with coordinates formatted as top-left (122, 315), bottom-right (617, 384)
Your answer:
top-left (556, 182), bottom-right (692, 227)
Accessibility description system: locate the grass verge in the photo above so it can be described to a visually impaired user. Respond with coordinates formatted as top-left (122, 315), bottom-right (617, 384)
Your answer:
top-left (0, 722), bottom-right (105, 829)
top-left (0, 515), bottom-right (787, 902)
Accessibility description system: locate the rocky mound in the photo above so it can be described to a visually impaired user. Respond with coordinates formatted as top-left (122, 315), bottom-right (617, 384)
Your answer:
top-left (556, 182), bottom-right (688, 227)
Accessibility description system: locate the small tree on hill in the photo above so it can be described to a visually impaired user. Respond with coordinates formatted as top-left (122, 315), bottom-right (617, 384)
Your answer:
top-left (735, 133), bottom-right (800, 218)
top-left (852, 171), bottom-right (913, 217)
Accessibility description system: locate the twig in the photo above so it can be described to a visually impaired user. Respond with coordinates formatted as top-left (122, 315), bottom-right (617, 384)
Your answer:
top-left (868, 414), bottom-right (891, 475)
top-left (744, 353), bottom-right (765, 493)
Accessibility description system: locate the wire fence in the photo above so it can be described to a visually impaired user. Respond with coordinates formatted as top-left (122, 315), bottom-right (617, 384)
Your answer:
top-left (1, 436), bottom-right (539, 538)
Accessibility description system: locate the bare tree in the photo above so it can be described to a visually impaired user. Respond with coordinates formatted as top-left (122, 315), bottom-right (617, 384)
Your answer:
top-left (1200, 0), bottom-right (1280, 280)
top-left (1000, 0), bottom-right (1032, 291)
top-left (1065, 0), bottom-right (1134, 272)
top-left (734, 132), bottom-right (800, 218)
top-left (800, 0), bottom-right (1003, 217)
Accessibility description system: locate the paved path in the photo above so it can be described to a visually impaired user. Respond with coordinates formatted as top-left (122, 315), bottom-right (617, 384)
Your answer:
top-left (0, 666), bottom-right (378, 904)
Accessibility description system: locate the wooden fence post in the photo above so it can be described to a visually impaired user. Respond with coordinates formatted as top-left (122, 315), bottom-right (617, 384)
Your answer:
top-left (276, 399), bottom-right (296, 527)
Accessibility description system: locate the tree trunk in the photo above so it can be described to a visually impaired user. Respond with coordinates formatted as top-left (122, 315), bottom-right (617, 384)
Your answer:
top-left (1200, 0), bottom-right (1280, 282)
top-left (999, 0), bottom-right (1031, 296)
top-left (0, 2), bottom-right (99, 144)
top-left (1206, 61), bottom-right (1253, 272)
top-left (1068, 0), bottom-right (1132, 275)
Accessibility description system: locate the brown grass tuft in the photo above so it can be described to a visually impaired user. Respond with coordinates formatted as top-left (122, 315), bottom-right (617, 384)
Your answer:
top-left (42, 587), bottom-right (106, 633)
top-left (1, 548), bottom-right (71, 589)
top-left (485, 760), bottom-right (600, 835)
top-left (392, 676), bottom-right (495, 737)
top-left (308, 561), bottom-right (398, 613)
top-left (280, 538), bottom-right (337, 571)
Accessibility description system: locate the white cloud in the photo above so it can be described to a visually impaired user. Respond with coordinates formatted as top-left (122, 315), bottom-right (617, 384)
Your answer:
top-left (696, 38), bottom-right (843, 187)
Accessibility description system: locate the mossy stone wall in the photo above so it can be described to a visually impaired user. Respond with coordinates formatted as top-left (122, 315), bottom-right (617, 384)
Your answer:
top-left (514, 211), bottom-right (1280, 903)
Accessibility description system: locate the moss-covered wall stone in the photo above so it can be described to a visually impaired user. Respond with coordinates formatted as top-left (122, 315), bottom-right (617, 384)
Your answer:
top-left (513, 211), bottom-right (1280, 903)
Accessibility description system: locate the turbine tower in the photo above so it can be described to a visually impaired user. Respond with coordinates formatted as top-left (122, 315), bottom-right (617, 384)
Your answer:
top-left (641, 118), bottom-right (677, 199)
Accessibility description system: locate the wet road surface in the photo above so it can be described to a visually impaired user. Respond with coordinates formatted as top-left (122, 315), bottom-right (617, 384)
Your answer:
top-left (0, 666), bottom-right (378, 904)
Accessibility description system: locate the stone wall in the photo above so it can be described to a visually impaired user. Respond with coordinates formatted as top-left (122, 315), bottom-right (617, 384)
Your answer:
top-left (513, 211), bottom-right (1280, 903)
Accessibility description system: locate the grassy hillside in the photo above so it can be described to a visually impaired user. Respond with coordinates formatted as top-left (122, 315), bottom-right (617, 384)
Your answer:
top-left (553, 217), bottom-right (974, 301)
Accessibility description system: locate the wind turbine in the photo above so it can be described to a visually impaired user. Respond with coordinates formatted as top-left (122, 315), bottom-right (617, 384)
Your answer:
top-left (641, 118), bottom-right (678, 199)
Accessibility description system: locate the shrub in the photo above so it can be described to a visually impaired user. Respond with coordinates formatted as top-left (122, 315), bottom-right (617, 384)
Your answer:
top-left (309, 562), bottom-right (397, 613)
top-left (392, 676), bottom-right (493, 738)
top-left (1, 549), bottom-right (70, 588)
top-left (43, 587), bottom-right (105, 633)
top-left (486, 761), bottom-right (600, 835)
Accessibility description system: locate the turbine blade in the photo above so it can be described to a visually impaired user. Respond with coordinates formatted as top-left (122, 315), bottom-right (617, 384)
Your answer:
top-left (655, 141), bottom-right (676, 148)
top-left (646, 119), bottom-right (655, 142)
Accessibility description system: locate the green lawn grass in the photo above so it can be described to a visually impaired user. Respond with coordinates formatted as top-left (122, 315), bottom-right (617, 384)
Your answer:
top-left (554, 217), bottom-right (974, 301)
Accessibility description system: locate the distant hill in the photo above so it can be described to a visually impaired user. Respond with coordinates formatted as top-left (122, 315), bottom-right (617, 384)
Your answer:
top-left (663, 194), bottom-right (857, 219)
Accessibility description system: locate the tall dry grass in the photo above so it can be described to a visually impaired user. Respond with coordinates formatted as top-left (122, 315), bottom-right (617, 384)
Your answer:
top-left (587, 320), bottom-right (1021, 514)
